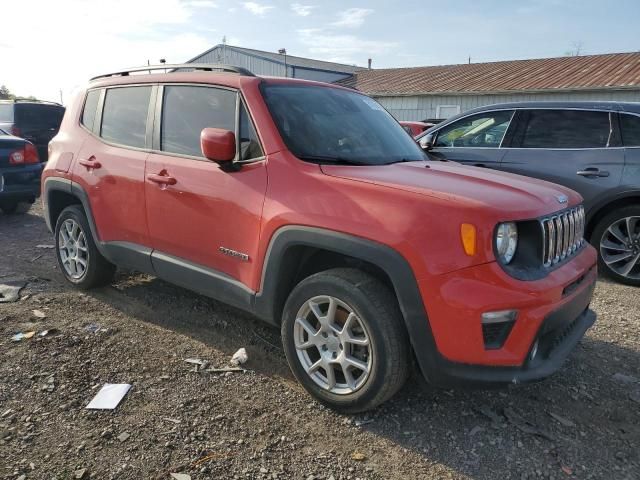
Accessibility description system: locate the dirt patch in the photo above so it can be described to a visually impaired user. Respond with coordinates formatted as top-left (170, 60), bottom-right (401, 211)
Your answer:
top-left (1, 205), bottom-right (638, 479)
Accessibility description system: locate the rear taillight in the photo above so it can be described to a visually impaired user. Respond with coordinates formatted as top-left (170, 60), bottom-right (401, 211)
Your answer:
top-left (10, 126), bottom-right (22, 137)
top-left (9, 143), bottom-right (39, 165)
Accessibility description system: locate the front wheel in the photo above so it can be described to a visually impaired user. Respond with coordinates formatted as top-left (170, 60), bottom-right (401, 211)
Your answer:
top-left (592, 205), bottom-right (640, 286)
top-left (281, 268), bottom-right (410, 413)
top-left (55, 205), bottom-right (116, 289)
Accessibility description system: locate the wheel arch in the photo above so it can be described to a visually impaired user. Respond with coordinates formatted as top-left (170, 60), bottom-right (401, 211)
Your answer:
top-left (43, 178), bottom-right (104, 256)
top-left (253, 226), bottom-right (440, 381)
top-left (586, 192), bottom-right (640, 240)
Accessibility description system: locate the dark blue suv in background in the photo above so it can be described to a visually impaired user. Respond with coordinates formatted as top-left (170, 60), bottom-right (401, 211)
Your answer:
top-left (0, 100), bottom-right (64, 214)
top-left (418, 101), bottom-right (640, 286)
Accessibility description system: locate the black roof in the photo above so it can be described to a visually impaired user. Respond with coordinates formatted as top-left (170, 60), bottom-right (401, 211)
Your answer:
top-left (462, 101), bottom-right (640, 114)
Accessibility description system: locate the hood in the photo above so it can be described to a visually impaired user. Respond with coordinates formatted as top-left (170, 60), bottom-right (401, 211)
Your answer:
top-left (321, 161), bottom-right (582, 219)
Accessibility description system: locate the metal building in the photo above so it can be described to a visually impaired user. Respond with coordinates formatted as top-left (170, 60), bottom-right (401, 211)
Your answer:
top-left (186, 44), bottom-right (362, 83)
top-left (336, 52), bottom-right (640, 122)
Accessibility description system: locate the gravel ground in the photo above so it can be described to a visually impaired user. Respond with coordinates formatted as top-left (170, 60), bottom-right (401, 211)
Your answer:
top-left (0, 204), bottom-right (638, 480)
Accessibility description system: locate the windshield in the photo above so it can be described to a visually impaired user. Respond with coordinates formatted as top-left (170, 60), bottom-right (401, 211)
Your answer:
top-left (0, 104), bottom-right (14, 123)
top-left (261, 84), bottom-right (426, 165)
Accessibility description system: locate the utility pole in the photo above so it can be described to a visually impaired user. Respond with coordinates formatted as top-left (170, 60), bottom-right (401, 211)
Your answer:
top-left (59, 89), bottom-right (63, 105)
top-left (279, 48), bottom-right (287, 77)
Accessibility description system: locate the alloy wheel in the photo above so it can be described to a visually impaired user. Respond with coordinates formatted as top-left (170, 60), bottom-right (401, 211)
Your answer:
top-left (58, 219), bottom-right (89, 280)
top-left (293, 295), bottom-right (372, 395)
top-left (600, 216), bottom-right (640, 279)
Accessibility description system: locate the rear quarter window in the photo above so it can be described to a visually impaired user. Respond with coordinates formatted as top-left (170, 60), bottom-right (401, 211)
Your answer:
top-left (81, 90), bottom-right (101, 131)
top-left (100, 86), bottom-right (152, 148)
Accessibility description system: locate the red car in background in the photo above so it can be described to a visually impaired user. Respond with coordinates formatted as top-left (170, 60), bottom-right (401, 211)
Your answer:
top-left (400, 121), bottom-right (434, 137)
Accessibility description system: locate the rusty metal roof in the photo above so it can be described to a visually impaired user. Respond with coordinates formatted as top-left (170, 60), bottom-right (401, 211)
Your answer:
top-left (335, 52), bottom-right (640, 96)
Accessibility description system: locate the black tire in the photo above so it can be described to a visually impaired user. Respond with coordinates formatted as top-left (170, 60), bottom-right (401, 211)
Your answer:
top-left (281, 268), bottom-right (410, 413)
top-left (0, 200), bottom-right (19, 214)
top-left (591, 205), bottom-right (640, 286)
top-left (54, 205), bottom-right (116, 289)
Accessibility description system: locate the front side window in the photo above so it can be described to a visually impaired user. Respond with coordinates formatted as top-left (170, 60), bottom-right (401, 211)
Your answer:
top-left (81, 90), bottom-right (101, 131)
top-left (261, 84), bottom-right (425, 165)
top-left (101, 86), bottom-right (151, 148)
top-left (435, 111), bottom-right (514, 148)
top-left (621, 113), bottom-right (640, 147)
top-left (520, 110), bottom-right (611, 149)
top-left (161, 85), bottom-right (236, 157)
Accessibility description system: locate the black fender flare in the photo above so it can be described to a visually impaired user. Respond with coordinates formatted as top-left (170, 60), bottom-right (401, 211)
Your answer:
top-left (253, 226), bottom-right (440, 381)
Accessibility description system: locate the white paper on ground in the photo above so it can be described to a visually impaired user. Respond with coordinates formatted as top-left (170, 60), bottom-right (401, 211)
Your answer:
top-left (86, 383), bottom-right (132, 410)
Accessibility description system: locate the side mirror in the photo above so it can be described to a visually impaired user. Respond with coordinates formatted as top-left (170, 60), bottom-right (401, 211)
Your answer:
top-left (201, 128), bottom-right (236, 163)
top-left (419, 133), bottom-right (434, 151)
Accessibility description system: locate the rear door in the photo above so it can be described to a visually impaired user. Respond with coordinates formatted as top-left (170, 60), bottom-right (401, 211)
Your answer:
top-left (499, 109), bottom-right (624, 210)
top-left (145, 84), bottom-right (267, 290)
top-left (72, 86), bottom-right (153, 252)
top-left (428, 109), bottom-right (515, 167)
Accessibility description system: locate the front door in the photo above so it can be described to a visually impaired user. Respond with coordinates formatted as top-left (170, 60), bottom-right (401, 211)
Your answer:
top-left (428, 110), bottom-right (515, 167)
top-left (144, 84), bottom-right (267, 290)
top-left (499, 109), bottom-right (624, 211)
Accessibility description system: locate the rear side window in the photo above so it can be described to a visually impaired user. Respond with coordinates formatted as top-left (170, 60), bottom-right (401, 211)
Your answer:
top-left (0, 104), bottom-right (13, 122)
top-left (621, 114), bottom-right (640, 147)
top-left (81, 90), bottom-right (101, 131)
top-left (161, 85), bottom-right (236, 157)
top-left (435, 111), bottom-right (514, 148)
top-left (101, 87), bottom-right (152, 148)
top-left (519, 110), bottom-right (611, 149)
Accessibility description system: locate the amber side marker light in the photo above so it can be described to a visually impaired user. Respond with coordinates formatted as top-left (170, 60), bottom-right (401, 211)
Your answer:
top-left (460, 223), bottom-right (477, 256)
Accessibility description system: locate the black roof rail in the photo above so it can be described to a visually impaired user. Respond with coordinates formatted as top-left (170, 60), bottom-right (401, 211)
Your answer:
top-left (90, 63), bottom-right (255, 81)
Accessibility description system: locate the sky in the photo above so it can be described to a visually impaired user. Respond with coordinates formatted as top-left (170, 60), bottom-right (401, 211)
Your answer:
top-left (1, 0), bottom-right (638, 103)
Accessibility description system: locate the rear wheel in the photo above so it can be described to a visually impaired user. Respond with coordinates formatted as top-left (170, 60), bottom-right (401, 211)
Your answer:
top-left (592, 205), bottom-right (640, 286)
top-left (55, 205), bottom-right (116, 289)
top-left (281, 268), bottom-right (410, 413)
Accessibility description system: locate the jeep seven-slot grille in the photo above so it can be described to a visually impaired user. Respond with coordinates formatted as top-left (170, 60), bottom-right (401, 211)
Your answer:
top-left (541, 206), bottom-right (585, 267)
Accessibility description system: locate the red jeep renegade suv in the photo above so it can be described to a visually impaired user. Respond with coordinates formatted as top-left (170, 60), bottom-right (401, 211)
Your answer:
top-left (42, 64), bottom-right (597, 412)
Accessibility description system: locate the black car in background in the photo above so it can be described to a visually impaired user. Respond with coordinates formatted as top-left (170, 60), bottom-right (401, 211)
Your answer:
top-left (0, 128), bottom-right (43, 214)
top-left (417, 101), bottom-right (640, 286)
top-left (0, 100), bottom-right (65, 162)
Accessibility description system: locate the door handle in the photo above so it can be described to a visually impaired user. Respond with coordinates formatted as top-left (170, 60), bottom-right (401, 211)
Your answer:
top-left (577, 168), bottom-right (609, 178)
top-left (79, 157), bottom-right (101, 170)
top-left (472, 163), bottom-right (487, 168)
top-left (147, 173), bottom-right (177, 185)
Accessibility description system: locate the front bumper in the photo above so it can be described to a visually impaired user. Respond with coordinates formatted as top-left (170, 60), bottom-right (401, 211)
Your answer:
top-left (412, 245), bottom-right (598, 387)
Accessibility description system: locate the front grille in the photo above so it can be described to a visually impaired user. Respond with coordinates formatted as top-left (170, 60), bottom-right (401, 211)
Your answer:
top-left (540, 206), bottom-right (585, 267)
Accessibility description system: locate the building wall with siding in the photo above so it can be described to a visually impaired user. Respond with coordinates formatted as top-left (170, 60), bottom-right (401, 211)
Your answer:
top-left (189, 46), bottom-right (351, 83)
top-left (375, 89), bottom-right (640, 121)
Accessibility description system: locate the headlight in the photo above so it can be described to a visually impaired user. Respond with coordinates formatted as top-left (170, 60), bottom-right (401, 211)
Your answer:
top-left (496, 222), bottom-right (518, 264)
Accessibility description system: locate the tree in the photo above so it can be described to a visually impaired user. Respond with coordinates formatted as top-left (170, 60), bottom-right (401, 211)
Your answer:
top-left (0, 85), bottom-right (13, 100)
top-left (565, 41), bottom-right (584, 57)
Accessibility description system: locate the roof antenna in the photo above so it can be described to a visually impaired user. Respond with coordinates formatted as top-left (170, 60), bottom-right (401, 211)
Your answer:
top-left (468, 56), bottom-right (471, 64)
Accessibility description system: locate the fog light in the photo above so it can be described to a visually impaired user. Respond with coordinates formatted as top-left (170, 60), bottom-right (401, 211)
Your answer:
top-left (481, 310), bottom-right (518, 324)
top-left (481, 310), bottom-right (518, 350)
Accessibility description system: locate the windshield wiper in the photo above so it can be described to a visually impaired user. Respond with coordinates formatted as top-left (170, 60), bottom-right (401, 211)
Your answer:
top-left (296, 154), bottom-right (366, 165)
